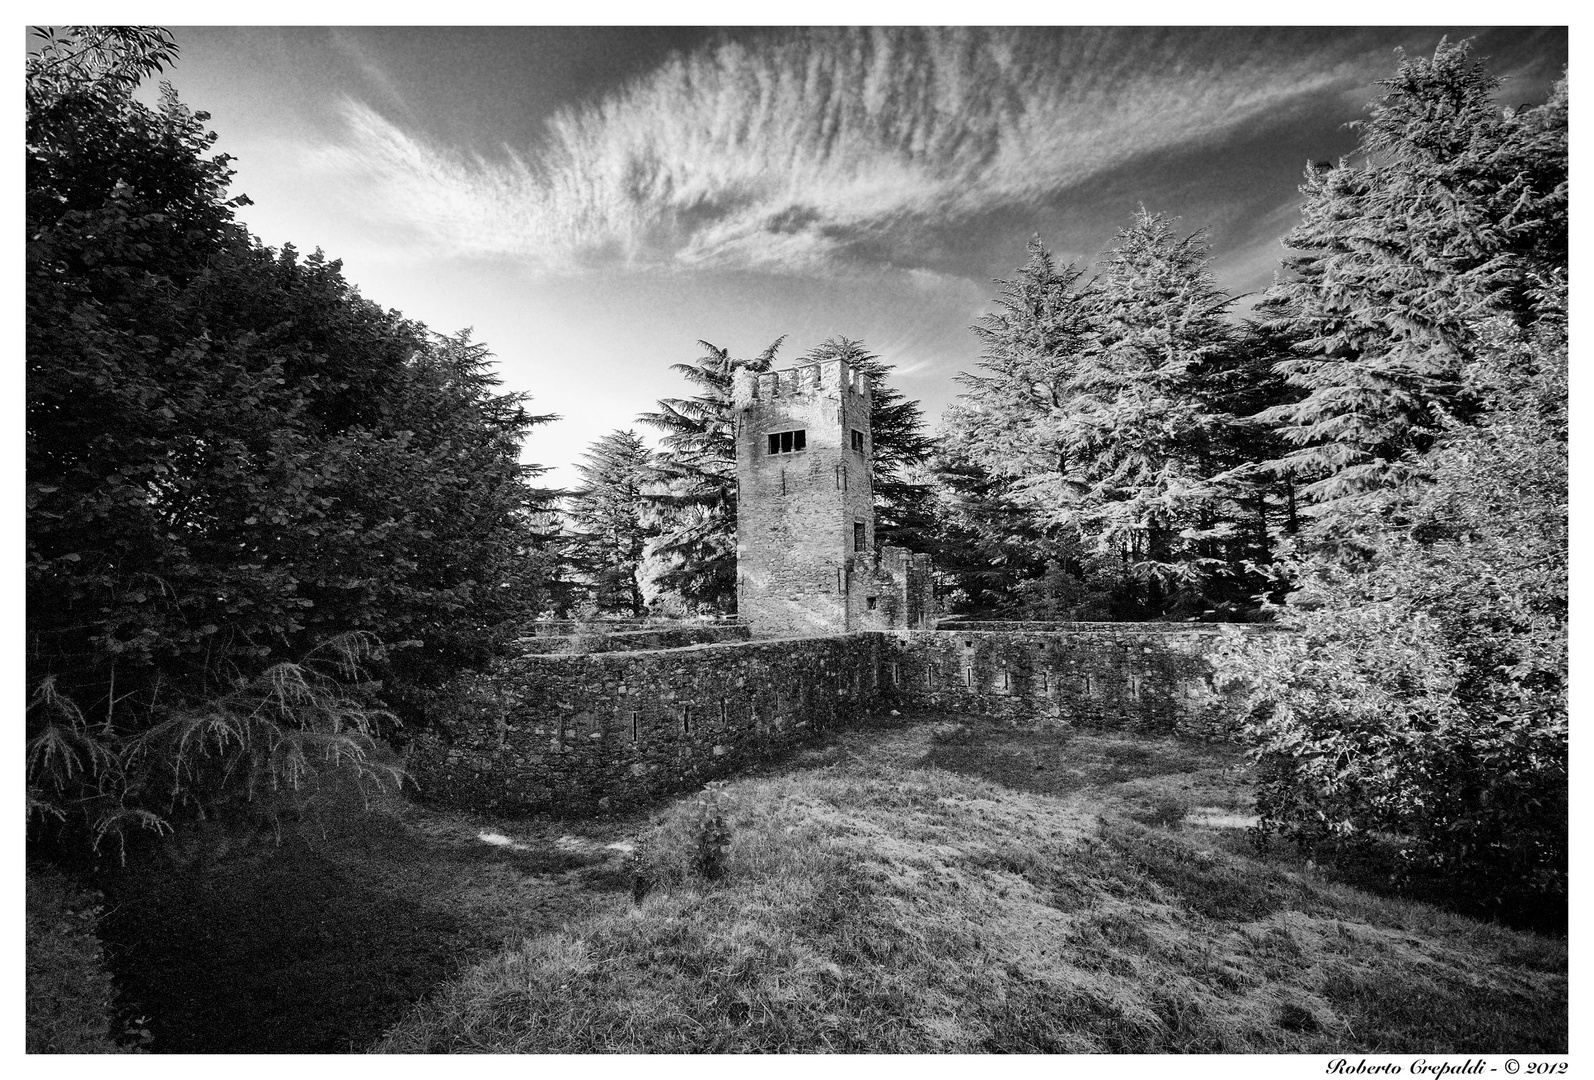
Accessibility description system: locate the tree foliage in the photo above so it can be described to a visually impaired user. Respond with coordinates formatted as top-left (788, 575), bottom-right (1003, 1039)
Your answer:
top-left (1258, 39), bottom-right (1568, 520)
top-left (1219, 308), bottom-right (1566, 904)
top-left (937, 240), bottom-right (1096, 612)
top-left (640, 339), bottom-right (783, 613)
top-left (942, 218), bottom-right (1288, 617)
top-left (26, 27), bottom-right (553, 851)
top-left (1218, 42), bottom-right (1568, 905)
top-left (566, 430), bottom-right (657, 617)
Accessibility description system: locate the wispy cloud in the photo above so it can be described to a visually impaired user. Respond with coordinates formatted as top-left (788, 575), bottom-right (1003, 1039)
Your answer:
top-left (327, 28), bottom-right (416, 127)
top-left (309, 27), bottom-right (1368, 276)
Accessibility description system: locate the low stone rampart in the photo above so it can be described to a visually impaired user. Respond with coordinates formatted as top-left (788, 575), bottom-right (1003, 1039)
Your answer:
top-left (515, 624), bottom-right (752, 655)
top-left (884, 625), bottom-right (1280, 737)
top-left (933, 619), bottom-right (1258, 634)
top-left (406, 633), bottom-right (883, 815)
top-left (406, 624), bottom-right (1278, 815)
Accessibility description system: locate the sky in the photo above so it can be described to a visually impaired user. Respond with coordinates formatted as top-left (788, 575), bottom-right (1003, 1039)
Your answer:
top-left (140, 25), bottom-right (1568, 490)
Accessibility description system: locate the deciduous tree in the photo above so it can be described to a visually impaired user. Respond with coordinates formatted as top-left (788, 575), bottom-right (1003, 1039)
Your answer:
top-left (26, 27), bottom-right (555, 849)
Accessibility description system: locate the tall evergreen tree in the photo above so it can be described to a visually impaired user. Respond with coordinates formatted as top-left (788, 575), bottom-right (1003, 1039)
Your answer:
top-left (639, 339), bottom-right (783, 613)
top-left (1258, 39), bottom-right (1568, 520)
top-left (939, 238), bottom-right (1098, 613)
top-left (1047, 210), bottom-right (1240, 615)
top-left (566, 430), bottom-right (656, 617)
top-left (944, 219), bottom-right (1279, 617)
top-left (1220, 42), bottom-right (1569, 907)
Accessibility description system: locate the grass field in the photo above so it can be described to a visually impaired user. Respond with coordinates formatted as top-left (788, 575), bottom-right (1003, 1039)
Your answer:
top-left (97, 715), bottom-right (1567, 1054)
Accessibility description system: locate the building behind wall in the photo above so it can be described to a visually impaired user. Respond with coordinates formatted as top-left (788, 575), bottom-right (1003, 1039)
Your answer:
top-left (733, 359), bottom-right (933, 636)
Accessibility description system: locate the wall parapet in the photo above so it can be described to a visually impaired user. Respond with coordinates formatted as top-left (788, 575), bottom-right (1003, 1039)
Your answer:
top-left (882, 625), bottom-right (1279, 738)
top-left (407, 624), bottom-right (1281, 816)
top-left (933, 619), bottom-right (1282, 633)
top-left (516, 624), bottom-right (752, 655)
top-left (407, 633), bottom-right (884, 816)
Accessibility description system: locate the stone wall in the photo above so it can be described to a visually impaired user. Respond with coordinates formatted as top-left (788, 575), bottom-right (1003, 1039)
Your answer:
top-left (406, 624), bottom-right (1279, 816)
top-left (884, 625), bottom-right (1280, 738)
top-left (850, 546), bottom-right (937, 631)
top-left (515, 624), bottom-right (751, 655)
top-left (406, 633), bottom-right (885, 815)
top-left (933, 620), bottom-right (1256, 634)
top-left (519, 620), bottom-right (655, 637)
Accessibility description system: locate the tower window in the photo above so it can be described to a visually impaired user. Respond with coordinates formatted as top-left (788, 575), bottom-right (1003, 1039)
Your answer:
top-left (851, 429), bottom-right (865, 453)
top-left (853, 520), bottom-right (866, 552)
top-left (768, 429), bottom-right (806, 454)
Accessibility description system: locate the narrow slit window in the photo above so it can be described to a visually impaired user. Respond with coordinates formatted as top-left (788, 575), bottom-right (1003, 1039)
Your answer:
top-left (853, 521), bottom-right (866, 552)
top-left (767, 429), bottom-right (806, 454)
top-left (851, 429), bottom-right (865, 453)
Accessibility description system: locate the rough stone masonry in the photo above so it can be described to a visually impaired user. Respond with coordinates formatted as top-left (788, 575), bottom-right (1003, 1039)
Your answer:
top-left (732, 358), bottom-right (933, 637)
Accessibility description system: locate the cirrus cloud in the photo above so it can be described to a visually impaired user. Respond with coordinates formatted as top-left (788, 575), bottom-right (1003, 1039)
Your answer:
top-left (308, 27), bottom-right (1375, 276)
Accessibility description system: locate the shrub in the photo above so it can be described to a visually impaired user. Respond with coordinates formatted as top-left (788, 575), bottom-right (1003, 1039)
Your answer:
top-left (1214, 314), bottom-right (1568, 907)
top-left (27, 633), bottom-right (404, 857)
top-left (631, 781), bottom-right (737, 893)
top-left (26, 865), bottom-right (133, 1053)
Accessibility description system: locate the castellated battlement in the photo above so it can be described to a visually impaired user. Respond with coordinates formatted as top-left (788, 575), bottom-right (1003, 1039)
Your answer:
top-left (734, 355), bottom-right (882, 636)
top-left (732, 360), bottom-right (870, 408)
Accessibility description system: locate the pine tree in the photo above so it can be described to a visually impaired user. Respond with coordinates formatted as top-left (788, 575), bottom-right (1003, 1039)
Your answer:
top-left (1220, 41), bottom-right (1570, 905)
top-left (931, 433), bottom-right (1087, 615)
top-left (939, 238), bottom-right (1098, 613)
top-left (639, 339), bottom-right (783, 613)
top-left (566, 430), bottom-right (656, 617)
top-left (945, 220), bottom-right (1277, 618)
top-left (1259, 39), bottom-right (1568, 519)
top-left (1050, 212), bottom-right (1240, 614)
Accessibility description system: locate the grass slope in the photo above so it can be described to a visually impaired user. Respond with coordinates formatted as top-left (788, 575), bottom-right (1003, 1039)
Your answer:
top-left (375, 721), bottom-right (1566, 1054)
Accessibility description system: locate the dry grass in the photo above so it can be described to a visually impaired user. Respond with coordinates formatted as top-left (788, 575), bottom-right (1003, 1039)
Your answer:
top-left (373, 720), bottom-right (1567, 1054)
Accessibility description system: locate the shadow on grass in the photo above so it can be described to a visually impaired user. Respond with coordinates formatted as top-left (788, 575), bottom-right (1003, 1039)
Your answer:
top-left (916, 720), bottom-right (1237, 800)
top-left (98, 838), bottom-right (475, 1053)
top-left (1216, 829), bottom-right (1569, 938)
top-left (1317, 960), bottom-right (1565, 1054)
top-left (94, 809), bottom-right (621, 1053)
top-left (919, 718), bottom-right (1566, 938)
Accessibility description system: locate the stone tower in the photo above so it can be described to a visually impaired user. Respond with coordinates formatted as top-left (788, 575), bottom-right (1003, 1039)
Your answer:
top-left (733, 358), bottom-right (934, 636)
